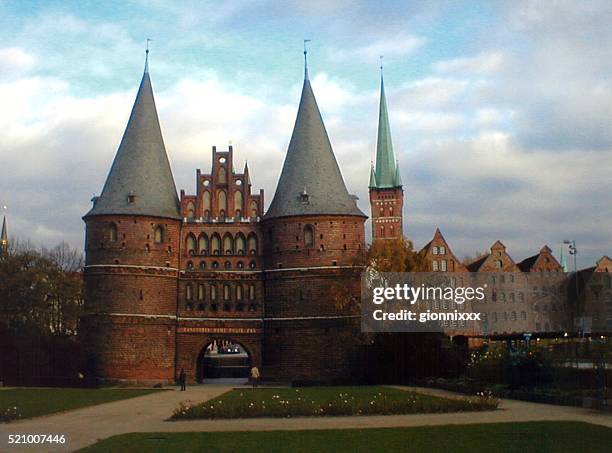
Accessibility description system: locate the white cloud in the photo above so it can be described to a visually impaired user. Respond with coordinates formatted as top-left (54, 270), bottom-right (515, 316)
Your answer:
top-left (0, 47), bottom-right (36, 79)
top-left (432, 52), bottom-right (506, 75)
top-left (328, 34), bottom-right (425, 63)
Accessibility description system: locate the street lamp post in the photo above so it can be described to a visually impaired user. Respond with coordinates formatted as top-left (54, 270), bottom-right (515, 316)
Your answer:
top-left (564, 240), bottom-right (581, 336)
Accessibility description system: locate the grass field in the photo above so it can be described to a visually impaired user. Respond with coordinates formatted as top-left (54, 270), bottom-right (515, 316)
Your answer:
top-left (79, 421), bottom-right (612, 453)
top-left (171, 386), bottom-right (498, 419)
top-left (0, 388), bottom-right (163, 422)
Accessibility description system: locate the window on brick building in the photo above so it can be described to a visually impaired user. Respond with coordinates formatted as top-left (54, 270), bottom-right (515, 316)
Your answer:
top-left (248, 233), bottom-right (258, 254)
top-left (210, 285), bottom-right (217, 300)
top-left (432, 260), bottom-right (439, 271)
top-left (199, 261), bottom-right (206, 270)
top-left (236, 285), bottom-right (243, 300)
top-left (218, 166), bottom-right (227, 184)
top-left (109, 223), bottom-right (117, 242)
top-left (187, 261), bottom-right (193, 270)
top-left (439, 246), bottom-right (446, 255)
top-left (218, 191), bottom-right (227, 216)
top-left (441, 260), bottom-right (447, 272)
top-left (223, 303), bottom-right (231, 312)
top-left (186, 201), bottom-right (196, 219)
top-left (249, 261), bottom-right (256, 269)
top-left (236, 303), bottom-right (245, 312)
top-left (236, 234), bottom-right (246, 254)
top-left (223, 234), bottom-right (234, 255)
top-left (186, 234), bottom-right (196, 255)
top-left (186, 284), bottom-right (193, 300)
top-left (511, 311), bottom-right (517, 321)
top-left (249, 284), bottom-right (256, 300)
top-left (154, 225), bottom-right (164, 243)
top-left (237, 261), bottom-right (244, 269)
top-left (250, 201), bottom-right (258, 219)
top-left (521, 311), bottom-right (527, 320)
top-left (198, 284), bottom-right (205, 300)
top-left (234, 190), bottom-right (243, 215)
top-left (202, 190), bottom-right (211, 213)
top-left (432, 246), bottom-right (438, 255)
top-left (304, 225), bottom-right (314, 247)
top-left (197, 303), bottom-right (205, 311)
top-left (224, 285), bottom-right (230, 300)
top-left (495, 259), bottom-right (503, 269)
top-left (224, 261), bottom-right (231, 269)
top-left (199, 234), bottom-right (209, 254)
top-left (211, 234), bottom-right (221, 255)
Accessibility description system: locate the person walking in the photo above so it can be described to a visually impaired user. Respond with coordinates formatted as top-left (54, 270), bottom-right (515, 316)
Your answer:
top-left (179, 368), bottom-right (186, 391)
top-left (250, 366), bottom-right (260, 388)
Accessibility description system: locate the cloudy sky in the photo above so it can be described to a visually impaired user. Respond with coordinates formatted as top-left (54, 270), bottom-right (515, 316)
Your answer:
top-left (0, 0), bottom-right (610, 267)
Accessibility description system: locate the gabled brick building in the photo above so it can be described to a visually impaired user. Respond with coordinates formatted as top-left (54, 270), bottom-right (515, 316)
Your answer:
top-left (82, 53), bottom-right (366, 385)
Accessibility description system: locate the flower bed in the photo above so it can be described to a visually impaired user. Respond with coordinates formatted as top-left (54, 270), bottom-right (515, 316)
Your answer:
top-left (171, 386), bottom-right (498, 420)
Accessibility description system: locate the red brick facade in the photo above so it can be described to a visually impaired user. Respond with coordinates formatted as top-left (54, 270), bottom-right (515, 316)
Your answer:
top-left (369, 187), bottom-right (403, 240)
top-left (83, 146), bottom-right (366, 385)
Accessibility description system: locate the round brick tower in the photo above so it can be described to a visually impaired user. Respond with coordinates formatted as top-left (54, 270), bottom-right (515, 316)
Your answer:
top-left (82, 54), bottom-right (181, 385)
top-left (261, 55), bottom-right (367, 383)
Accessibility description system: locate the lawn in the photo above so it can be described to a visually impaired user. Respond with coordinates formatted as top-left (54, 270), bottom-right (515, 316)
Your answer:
top-left (79, 421), bottom-right (612, 453)
top-left (0, 388), bottom-right (163, 422)
top-left (171, 386), bottom-right (498, 419)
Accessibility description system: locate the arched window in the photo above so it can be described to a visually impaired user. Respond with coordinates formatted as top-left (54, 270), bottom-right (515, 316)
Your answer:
top-left (210, 285), bottom-right (217, 300)
top-left (218, 191), bottom-right (227, 217)
top-left (248, 233), bottom-right (258, 254)
top-left (249, 261), bottom-right (256, 269)
top-left (236, 285), bottom-right (243, 300)
top-left (109, 223), bottom-right (118, 242)
top-left (186, 261), bottom-right (194, 270)
top-left (250, 201), bottom-right (258, 218)
top-left (186, 284), bottom-right (193, 301)
top-left (223, 234), bottom-right (234, 255)
top-left (235, 234), bottom-right (246, 255)
top-left (218, 166), bottom-right (227, 184)
top-left (186, 201), bottom-right (196, 219)
top-left (199, 261), bottom-right (206, 270)
top-left (186, 234), bottom-right (196, 255)
top-left (202, 191), bottom-right (211, 212)
top-left (224, 261), bottom-right (231, 269)
top-left (304, 225), bottom-right (314, 247)
top-left (495, 260), bottom-right (503, 269)
top-left (380, 225), bottom-right (385, 237)
top-left (224, 285), bottom-right (231, 301)
top-left (211, 234), bottom-right (221, 255)
top-left (198, 234), bottom-right (209, 255)
top-left (249, 284), bottom-right (256, 300)
top-left (234, 191), bottom-right (243, 216)
top-left (198, 284), bottom-right (205, 300)
top-left (154, 225), bottom-right (164, 244)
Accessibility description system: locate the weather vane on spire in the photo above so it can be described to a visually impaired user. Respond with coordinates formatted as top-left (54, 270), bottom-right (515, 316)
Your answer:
top-left (144, 38), bottom-right (152, 73)
top-left (380, 55), bottom-right (384, 73)
top-left (304, 39), bottom-right (311, 80)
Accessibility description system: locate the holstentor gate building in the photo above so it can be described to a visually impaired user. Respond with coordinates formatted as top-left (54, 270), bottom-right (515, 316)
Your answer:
top-left (81, 50), bottom-right (404, 384)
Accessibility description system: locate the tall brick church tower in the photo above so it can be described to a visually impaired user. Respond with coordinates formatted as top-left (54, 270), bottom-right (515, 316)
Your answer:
top-left (261, 51), bottom-right (367, 382)
top-left (369, 69), bottom-right (404, 240)
top-left (82, 52), bottom-right (182, 383)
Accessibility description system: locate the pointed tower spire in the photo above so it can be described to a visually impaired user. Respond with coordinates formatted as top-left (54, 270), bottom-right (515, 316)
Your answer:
top-left (394, 160), bottom-right (402, 186)
top-left (0, 215), bottom-right (8, 253)
top-left (264, 51), bottom-right (365, 220)
top-left (560, 247), bottom-right (569, 272)
top-left (244, 161), bottom-right (252, 186)
top-left (85, 51), bottom-right (180, 219)
top-left (374, 66), bottom-right (398, 188)
top-left (369, 163), bottom-right (377, 188)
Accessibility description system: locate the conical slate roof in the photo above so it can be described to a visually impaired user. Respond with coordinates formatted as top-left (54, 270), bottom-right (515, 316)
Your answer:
top-left (264, 76), bottom-right (365, 220)
top-left (373, 74), bottom-right (400, 189)
top-left (85, 57), bottom-right (180, 220)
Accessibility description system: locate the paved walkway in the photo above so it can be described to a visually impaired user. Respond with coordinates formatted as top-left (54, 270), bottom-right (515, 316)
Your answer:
top-left (2, 386), bottom-right (611, 452)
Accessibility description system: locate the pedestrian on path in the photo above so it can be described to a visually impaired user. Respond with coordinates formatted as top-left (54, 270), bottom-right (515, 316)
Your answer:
top-left (250, 366), bottom-right (260, 388)
top-left (179, 368), bottom-right (186, 391)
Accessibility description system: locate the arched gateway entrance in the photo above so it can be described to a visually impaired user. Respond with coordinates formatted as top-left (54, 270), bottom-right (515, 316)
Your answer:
top-left (196, 339), bottom-right (251, 383)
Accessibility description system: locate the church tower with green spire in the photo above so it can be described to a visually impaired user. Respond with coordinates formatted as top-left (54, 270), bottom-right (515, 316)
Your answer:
top-left (369, 68), bottom-right (404, 240)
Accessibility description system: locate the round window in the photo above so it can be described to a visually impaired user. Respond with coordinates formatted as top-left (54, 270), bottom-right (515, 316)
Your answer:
top-left (236, 179), bottom-right (242, 186)
top-left (203, 180), bottom-right (210, 186)
top-left (219, 157), bottom-right (226, 164)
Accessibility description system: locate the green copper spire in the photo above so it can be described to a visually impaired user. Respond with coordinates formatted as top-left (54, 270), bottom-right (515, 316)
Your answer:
top-left (374, 70), bottom-right (399, 188)
top-left (369, 163), bottom-right (377, 188)
top-left (393, 160), bottom-right (402, 186)
top-left (559, 247), bottom-right (569, 272)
